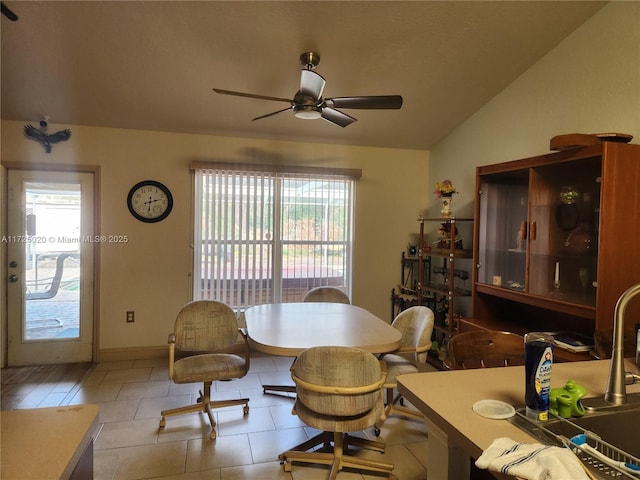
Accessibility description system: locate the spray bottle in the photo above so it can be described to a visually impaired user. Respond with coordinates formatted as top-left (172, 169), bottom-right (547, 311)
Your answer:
top-left (524, 332), bottom-right (554, 421)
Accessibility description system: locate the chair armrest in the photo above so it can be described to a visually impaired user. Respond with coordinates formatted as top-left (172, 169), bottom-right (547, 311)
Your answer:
top-left (237, 328), bottom-right (251, 371)
top-left (379, 360), bottom-right (388, 384)
top-left (167, 339), bottom-right (175, 380)
top-left (384, 341), bottom-right (433, 355)
top-left (291, 368), bottom-right (387, 394)
top-left (415, 341), bottom-right (433, 354)
top-left (392, 346), bottom-right (415, 354)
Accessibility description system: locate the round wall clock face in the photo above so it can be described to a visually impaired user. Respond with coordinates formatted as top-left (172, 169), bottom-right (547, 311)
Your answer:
top-left (127, 180), bottom-right (173, 223)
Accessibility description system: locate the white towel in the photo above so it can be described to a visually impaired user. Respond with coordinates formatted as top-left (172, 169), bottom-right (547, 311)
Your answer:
top-left (476, 437), bottom-right (590, 480)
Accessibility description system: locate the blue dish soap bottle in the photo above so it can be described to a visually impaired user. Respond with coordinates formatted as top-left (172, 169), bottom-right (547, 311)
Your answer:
top-left (524, 332), bottom-right (554, 421)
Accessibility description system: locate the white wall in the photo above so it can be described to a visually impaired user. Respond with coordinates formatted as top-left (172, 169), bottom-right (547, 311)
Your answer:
top-left (429, 2), bottom-right (640, 222)
top-left (1, 122), bottom-right (428, 361)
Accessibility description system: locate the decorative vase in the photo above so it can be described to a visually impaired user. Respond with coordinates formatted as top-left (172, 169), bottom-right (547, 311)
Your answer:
top-left (440, 195), bottom-right (453, 218)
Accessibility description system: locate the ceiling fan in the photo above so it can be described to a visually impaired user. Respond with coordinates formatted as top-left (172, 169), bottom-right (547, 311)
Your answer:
top-left (213, 52), bottom-right (403, 128)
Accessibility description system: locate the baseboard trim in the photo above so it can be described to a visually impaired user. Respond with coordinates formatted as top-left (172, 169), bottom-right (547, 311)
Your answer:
top-left (98, 339), bottom-right (248, 363)
top-left (98, 346), bottom-right (166, 362)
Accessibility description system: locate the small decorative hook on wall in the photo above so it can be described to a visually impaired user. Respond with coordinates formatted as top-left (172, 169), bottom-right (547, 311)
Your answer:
top-left (23, 121), bottom-right (71, 153)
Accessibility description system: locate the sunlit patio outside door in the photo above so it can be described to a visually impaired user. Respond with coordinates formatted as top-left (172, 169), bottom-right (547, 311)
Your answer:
top-left (23, 183), bottom-right (81, 340)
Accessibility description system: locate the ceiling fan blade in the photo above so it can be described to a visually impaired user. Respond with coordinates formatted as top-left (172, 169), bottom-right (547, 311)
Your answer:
top-left (1, 2), bottom-right (19, 21)
top-left (213, 88), bottom-right (293, 104)
top-left (252, 106), bottom-right (292, 122)
top-left (321, 108), bottom-right (357, 128)
top-left (300, 70), bottom-right (325, 101)
top-left (325, 95), bottom-right (403, 110)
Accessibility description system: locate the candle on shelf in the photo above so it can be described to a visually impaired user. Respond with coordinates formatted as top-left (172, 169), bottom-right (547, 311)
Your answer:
top-left (554, 262), bottom-right (560, 284)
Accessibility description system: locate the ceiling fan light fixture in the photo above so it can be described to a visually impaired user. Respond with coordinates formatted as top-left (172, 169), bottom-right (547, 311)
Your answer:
top-left (294, 105), bottom-right (322, 120)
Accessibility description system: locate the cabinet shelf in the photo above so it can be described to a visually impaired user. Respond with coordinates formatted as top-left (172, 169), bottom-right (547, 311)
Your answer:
top-left (475, 283), bottom-right (596, 319)
top-left (402, 255), bottom-right (430, 263)
top-left (424, 249), bottom-right (473, 258)
top-left (424, 283), bottom-right (472, 297)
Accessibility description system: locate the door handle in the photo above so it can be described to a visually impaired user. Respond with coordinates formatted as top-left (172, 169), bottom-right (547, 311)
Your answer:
top-left (8, 274), bottom-right (18, 283)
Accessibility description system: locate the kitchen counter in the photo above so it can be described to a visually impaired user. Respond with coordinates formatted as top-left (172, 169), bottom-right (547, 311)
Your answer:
top-left (397, 358), bottom-right (640, 480)
top-left (1, 404), bottom-right (100, 479)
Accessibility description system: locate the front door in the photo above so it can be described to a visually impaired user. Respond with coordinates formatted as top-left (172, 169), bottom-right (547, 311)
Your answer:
top-left (6, 169), bottom-right (95, 365)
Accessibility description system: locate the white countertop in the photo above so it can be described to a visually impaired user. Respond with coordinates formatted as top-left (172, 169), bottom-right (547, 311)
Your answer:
top-left (398, 358), bottom-right (640, 460)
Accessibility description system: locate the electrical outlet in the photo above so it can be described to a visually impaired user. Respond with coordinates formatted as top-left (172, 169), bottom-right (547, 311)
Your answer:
top-left (126, 311), bottom-right (135, 323)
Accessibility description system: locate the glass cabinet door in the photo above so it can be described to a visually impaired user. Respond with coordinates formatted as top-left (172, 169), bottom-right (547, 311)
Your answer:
top-left (477, 170), bottom-right (529, 291)
top-left (528, 157), bottom-right (600, 306)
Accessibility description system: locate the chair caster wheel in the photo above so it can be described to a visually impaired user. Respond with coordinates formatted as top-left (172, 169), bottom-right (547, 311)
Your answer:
top-left (209, 430), bottom-right (217, 440)
top-left (159, 418), bottom-right (166, 428)
top-left (243, 405), bottom-right (250, 415)
top-left (374, 427), bottom-right (381, 436)
top-left (399, 397), bottom-right (405, 406)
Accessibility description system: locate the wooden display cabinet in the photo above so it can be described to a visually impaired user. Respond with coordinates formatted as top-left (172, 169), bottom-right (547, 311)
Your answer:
top-left (471, 141), bottom-right (640, 344)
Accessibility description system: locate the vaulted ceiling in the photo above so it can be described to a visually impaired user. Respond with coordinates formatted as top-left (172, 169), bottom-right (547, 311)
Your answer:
top-left (1, 1), bottom-right (605, 150)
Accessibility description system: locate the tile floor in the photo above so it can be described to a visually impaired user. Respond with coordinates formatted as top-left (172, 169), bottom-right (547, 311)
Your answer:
top-left (1, 354), bottom-right (433, 480)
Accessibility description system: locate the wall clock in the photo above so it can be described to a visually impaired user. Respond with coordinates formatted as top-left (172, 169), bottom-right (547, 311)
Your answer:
top-left (127, 180), bottom-right (173, 223)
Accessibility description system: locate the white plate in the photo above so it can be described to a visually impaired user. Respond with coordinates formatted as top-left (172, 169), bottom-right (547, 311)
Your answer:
top-left (472, 399), bottom-right (516, 419)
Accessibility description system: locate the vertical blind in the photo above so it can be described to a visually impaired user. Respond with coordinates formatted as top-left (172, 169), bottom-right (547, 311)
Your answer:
top-left (193, 165), bottom-right (356, 310)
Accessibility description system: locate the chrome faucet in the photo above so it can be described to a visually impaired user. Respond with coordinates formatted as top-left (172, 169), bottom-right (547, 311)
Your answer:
top-left (605, 283), bottom-right (640, 405)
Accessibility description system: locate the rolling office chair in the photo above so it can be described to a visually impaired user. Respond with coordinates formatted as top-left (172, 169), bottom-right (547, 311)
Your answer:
top-left (159, 300), bottom-right (250, 439)
top-left (280, 346), bottom-right (394, 479)
top-left (303, 286), bottom-right (351, 304)
top-left (376, 306), bottom-right (434, 434)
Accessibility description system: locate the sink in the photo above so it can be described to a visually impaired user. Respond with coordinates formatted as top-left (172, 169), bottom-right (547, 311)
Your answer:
top-left (511, 393), bottom-right (640, 468)
top-left (544, 406), bottom-right (640, 458)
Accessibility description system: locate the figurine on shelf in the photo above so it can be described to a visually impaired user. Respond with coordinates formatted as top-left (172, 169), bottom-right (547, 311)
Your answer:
top-left (434, 222), bottom-right (462, 250)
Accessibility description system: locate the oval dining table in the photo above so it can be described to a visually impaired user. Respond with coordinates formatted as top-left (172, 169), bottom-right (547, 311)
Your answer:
top-left (245, 302), bottom-right (402, 357)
